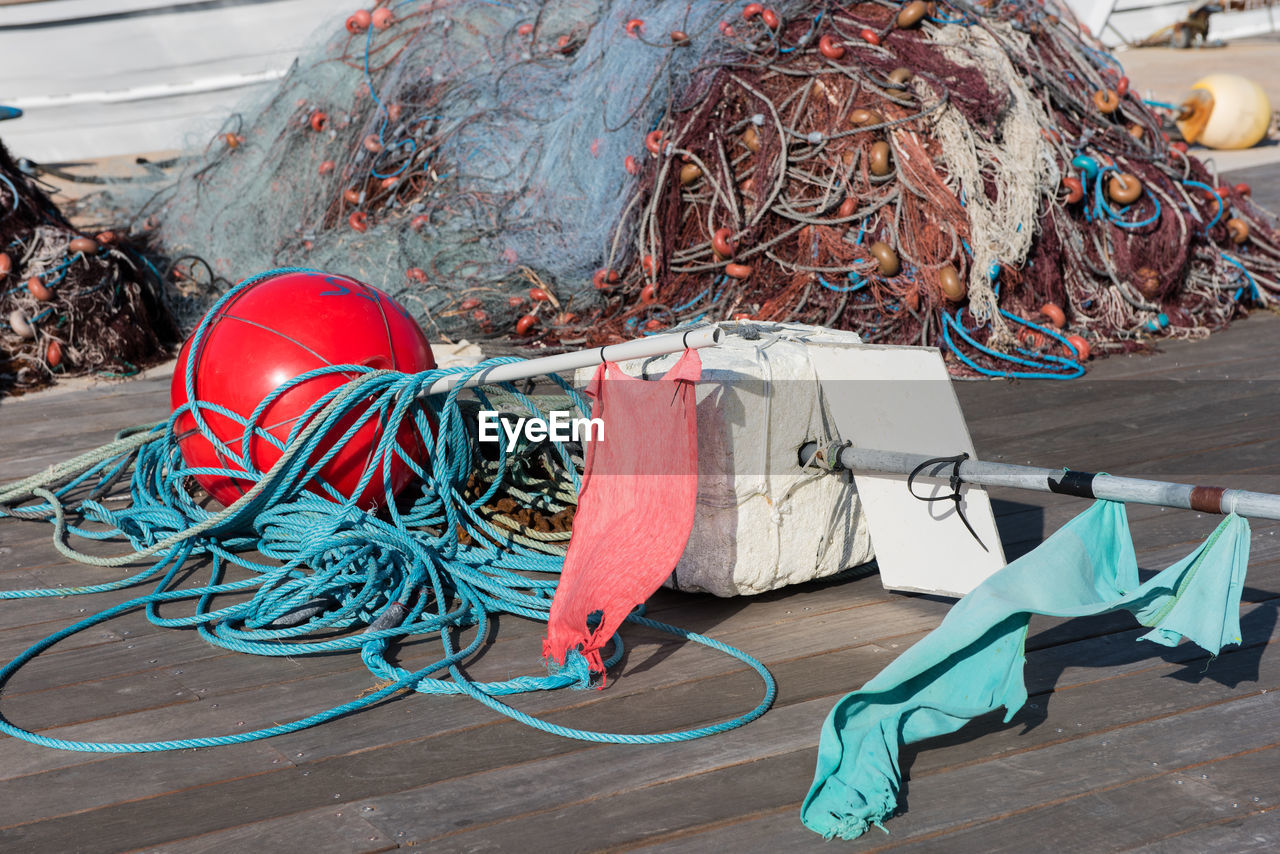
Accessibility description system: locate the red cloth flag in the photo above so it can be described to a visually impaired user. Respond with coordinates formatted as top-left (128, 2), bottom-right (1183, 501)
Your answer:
top-left (543, 349), bottom-right (701, 682)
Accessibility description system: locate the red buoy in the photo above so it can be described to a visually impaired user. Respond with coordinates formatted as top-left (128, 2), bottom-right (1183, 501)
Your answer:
top-left (170, 271), bottom-right (436, 509)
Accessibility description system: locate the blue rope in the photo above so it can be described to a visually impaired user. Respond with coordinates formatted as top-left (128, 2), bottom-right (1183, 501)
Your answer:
top-left (1221, 252), bottom-right (1260, 302)
top-left (1092, 166), bottom-right (1161, 229)
top-left (0, 267), bottom-right (776, 752)
top-left (1183, 180), bottom-right (1224, 232)
top-left (940, 308), bottom-right (1084, 380)
top-left (0, 173), bottom-right (18, 216)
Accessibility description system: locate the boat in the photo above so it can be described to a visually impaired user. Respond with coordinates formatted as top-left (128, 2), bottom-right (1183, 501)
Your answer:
top-left (1065, 0), bottom-right (1279, 48)
top-left (0, 0), bottom-right (351, 162)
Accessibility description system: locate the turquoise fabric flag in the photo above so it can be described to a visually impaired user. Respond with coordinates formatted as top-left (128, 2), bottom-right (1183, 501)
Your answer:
top-left (801, 500), bottom-right (1250, 840)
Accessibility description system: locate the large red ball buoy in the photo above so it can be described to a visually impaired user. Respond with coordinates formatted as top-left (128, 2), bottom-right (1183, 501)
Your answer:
top-left (170, 270), bottom-right (436, 509)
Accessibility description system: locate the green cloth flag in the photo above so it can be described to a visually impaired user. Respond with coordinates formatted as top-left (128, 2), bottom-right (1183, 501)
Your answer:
top-left (801, 500), bottom-right (1250, 839)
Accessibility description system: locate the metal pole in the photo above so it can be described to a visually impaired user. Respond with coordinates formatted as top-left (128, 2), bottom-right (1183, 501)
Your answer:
top-left (419, 325), bottom-right (722, 397)
top-left (798, 442), bottom-right (1280, 522)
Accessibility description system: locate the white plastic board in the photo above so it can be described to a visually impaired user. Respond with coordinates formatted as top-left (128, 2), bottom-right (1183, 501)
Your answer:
top-left (805, 343), bottom-right (1006, 597)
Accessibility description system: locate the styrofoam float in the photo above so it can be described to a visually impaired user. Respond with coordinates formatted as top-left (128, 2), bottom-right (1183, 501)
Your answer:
top-left (586, 322), bottom-right (1006, 599)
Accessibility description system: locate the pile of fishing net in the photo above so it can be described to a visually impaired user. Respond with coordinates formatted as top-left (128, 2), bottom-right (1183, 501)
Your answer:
top-left (0, 144), bottom-right (176, 393)
top-left (126, 0), bottom-right (1280, 377)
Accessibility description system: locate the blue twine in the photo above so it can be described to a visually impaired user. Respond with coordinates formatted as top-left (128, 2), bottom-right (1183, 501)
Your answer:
top-left (1183, 180), bottom-right (1224, 232)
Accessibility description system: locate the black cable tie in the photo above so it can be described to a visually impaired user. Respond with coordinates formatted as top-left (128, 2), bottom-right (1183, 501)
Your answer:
top-left (906, 453), bottom-right (989, 553)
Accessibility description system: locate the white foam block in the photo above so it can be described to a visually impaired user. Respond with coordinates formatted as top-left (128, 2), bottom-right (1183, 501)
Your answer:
top-left (581, 323), bottom-right (875, 597)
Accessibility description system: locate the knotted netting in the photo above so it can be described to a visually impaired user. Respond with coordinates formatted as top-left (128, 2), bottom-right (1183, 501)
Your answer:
top-left (118, 0), bottom-right (1280, 378)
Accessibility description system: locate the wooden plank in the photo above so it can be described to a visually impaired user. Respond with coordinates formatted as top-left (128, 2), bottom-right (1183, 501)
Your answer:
top-left (0, 742), bottom-right (291, 836)
top-left (430, 747), bottom-right (821, 854)
top-left (618, 690), bottom-right (1280, 852)
top-left (883, 748), bottom-right (1280, 853)
top-left (1226, 164), bottom-right (1280, 214)
top-left (353, 695), bottom-right (833, 848)
top-left (1, 668), bottom-right (196, 731)
top-left (123, 805), bottom-right (396, 854)
top-left (1124, 807), bottom-right (1280, 853)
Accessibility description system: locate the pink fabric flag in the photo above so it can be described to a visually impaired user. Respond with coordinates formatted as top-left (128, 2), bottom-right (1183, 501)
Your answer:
top-left (543, 349), bottom-right (702, 683)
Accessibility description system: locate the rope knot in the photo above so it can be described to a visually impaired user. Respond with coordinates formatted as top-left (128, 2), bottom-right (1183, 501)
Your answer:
top-left (548, 648), bottom-right (599, 690)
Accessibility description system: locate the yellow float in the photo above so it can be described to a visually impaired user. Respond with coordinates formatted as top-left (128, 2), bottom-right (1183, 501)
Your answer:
top-left (1176, 73), bottom-right (1272, 150)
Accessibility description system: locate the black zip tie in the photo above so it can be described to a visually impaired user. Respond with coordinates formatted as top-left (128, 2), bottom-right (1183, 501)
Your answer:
top-left (906, 453), bottom-right (989, 553)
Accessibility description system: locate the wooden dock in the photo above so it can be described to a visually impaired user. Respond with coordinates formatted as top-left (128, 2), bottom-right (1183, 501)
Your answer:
top-left (3, 173), bottom-right (1280, 852)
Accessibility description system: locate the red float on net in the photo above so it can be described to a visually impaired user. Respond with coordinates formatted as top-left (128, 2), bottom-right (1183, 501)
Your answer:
top-left (170, 271), bottom-right (436, 510)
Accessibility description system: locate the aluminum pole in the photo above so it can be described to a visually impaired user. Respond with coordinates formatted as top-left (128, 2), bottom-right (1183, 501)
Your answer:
top-left (797, 442), bottom-right (1280, 521)
top-left (418, 325), bottom-right (722, 397)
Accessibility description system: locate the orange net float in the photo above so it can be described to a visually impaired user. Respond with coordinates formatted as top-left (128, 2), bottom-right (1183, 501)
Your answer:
top-left (818, 34), bottom-right (845, 59)
top-left (1039, 302), bottom-right (1066, 328)
top-left (69, 237), bottom-right (99, 255)
top-left (712, 227), bottom-right (737, 259)
top-left (27, 277), bottom-right (52, 301)
top-left (1062, 176), bottom-right (1084, 203)
top-left (1092, 89), bottom-right (1120, 114)
top-left (1226, 218), bottom-right (1250, 244)
top-left (345, 11), bottom-right (370, 34)
top-left (1065, 334), bottom-right (1090, 361)
top-left (170, 270), bottom-right (436, 509)
top-left (1107, 173), bottom-right (1143, 205)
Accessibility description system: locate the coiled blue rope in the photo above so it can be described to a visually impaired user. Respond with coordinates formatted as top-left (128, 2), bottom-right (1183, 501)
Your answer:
top-left (0, 267), bottom-right (775, 752)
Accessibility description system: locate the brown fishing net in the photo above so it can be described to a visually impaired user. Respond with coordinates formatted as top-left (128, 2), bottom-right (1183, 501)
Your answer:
top-left (0, 143), bottom-right (177, 395)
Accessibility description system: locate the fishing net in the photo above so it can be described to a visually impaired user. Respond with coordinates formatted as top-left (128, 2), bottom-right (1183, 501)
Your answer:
top-left (109, 0), bottom-right (1280, 378)
top-left (122, 0), bottom-right (735, 337)
top-left (0, 144), bottom-right (177, 393)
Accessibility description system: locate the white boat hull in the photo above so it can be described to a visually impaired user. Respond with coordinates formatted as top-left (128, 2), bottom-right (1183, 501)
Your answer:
top-left (0, 0), bottom-right (351, 161)
top-left (1063, 0), bottom-right (1280, 47)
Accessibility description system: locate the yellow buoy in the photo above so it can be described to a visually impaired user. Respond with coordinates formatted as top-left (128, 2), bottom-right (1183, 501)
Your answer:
top-left (1176, 74), bottom-right (1272, 150)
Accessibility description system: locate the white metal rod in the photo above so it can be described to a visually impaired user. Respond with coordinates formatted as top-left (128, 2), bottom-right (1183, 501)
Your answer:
top-left (420, 325), bottom-right (722, 397)
top-left (798, 443), bottom-right (1280, 521)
